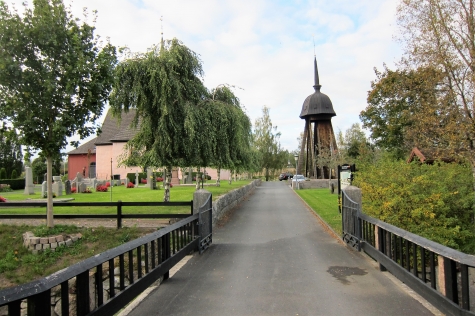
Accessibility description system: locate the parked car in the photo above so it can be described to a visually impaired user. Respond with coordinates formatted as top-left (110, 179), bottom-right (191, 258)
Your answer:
top-left (279, 173), bottom-right (293, 181)
top-left (292, 174), bottom-right (305, 182)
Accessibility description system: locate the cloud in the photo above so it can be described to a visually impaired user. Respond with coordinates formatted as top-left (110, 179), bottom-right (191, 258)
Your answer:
top-left (7, 0), bottom-right (403, 154)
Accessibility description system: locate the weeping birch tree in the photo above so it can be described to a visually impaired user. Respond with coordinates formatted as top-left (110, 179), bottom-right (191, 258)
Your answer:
top-left (0, 0), bottom-right (117, 227)
top-left (111, 39), bottom-right (252, 200)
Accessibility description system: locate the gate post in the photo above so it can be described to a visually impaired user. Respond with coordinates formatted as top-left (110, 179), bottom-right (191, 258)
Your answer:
top-left (193, 189), bottom-right (212, 253)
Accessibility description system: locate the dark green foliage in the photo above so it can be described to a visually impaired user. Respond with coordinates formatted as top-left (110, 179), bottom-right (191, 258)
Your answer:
top-left (0, 168), bottom-right (6, 179)
top-left (0, 123), bottom-right (23, 179)
top-left (0, 179), bottom-right (24, 190)
top-left (31, 155), bottom-right (61, 183)
top-left (354, 156), bottom-right (475, 253)
top-left (126, 172), bottom-right (147, 184)
top-left (10, 169), bottom-right (17, 179)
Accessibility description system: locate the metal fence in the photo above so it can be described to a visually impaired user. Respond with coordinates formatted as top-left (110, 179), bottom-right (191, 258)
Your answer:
top-left (0, 213), bottom-right (199, 315)
top-left (341, 189), bottom-right (475, 316)
top-left (0, 201), bottom-right (193, 228)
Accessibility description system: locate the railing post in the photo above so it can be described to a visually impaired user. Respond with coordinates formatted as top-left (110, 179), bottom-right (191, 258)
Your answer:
top-left (375, 226), bottom-right (387, 271)
top-left (117, 200), bottom-right (122, 229)
top-left (27, 289), bottom-right (51, 316)
top-left (76, 271), bottom-right (90, 316)
top-left (438, 256), bottom-right (458, 304)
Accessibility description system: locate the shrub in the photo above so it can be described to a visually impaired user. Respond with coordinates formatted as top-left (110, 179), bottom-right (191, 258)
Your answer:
top-left (354, 156), bottom-right (475, 253)
top-left (156, 177), bottom-right (163, 182)
top-left (0, 185), bottom-right (12, 193)
top-left (10, 170), bottom-right (17, 179)
top-left (71, 187), bottom-right (77, 193)
top-left (0, 196), bottom-right (6, 202)
top-left (141, 178), bottom-right (147, 184)
top-left (96, 185), bottom-right (108, 192)
top-left (0, 179), bottom-right (24, 190)
top-left (127, 182), bottom-right (135, 188)
top-left (106, 182), bottom-right (111, 187)
top-left (0, 168), bottom-right (6, 179)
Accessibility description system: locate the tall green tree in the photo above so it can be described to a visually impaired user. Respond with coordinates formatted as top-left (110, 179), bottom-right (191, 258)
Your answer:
top-left (0, 122), bottom-right (23, 179)
top-left (253, 106), bottom-right (286, 181)
top-left (361, 66), bottom-right (445, 159)
top-left (0, 0), bottom-right (117, 227)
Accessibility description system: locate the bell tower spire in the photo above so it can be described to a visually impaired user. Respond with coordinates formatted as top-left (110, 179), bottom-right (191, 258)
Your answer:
top-left (313, 57), bottom-right (321, 91)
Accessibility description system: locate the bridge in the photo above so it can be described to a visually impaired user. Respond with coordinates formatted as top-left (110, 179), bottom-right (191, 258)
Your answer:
top-left (2, 180), bottom-right (473, 315)
top-left (125, 182), bottom-right (438, 316)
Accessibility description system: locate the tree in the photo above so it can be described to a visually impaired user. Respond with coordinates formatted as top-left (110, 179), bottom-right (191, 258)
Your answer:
top-left (361, 66), bottom-right (445, 159)
top-left (344, 123), bottom-right (370, 159)
top-left (111, 40), bottom-right (252, 199)
top-left (253, 106), bottom-right (286, 181)
top-left (0, 0), bottom-right (117, 227)
top-left (0, 168), bottom-right (6, 179)
top-left (111, 39), bottom-right (207, 201)
top-left (396, 0), bottom-right (475, 163)
top-left (0, 122), bottom-right (23, 179)
top-left (31, 154), bottom-right (61, 184)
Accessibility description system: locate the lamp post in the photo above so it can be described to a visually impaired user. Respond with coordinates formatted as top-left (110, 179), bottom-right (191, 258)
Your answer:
top-left (294, 154), bottom-right (299, 174)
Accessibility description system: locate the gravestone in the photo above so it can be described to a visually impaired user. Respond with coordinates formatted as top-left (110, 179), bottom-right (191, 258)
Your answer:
top-left (52, 176), bottom-right (63, 197)
top-left (41, 181), bottom-right (47, 198)
top-left (65, 180), bottom-right (71, 195)
top-left (135, 171), bottom-right (139, 188)
top-left (24, 167), bottom-right (34, 195)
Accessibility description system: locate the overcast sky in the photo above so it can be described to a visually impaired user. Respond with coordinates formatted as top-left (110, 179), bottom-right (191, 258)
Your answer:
top-left (11, 0), bottom-right (403, 154)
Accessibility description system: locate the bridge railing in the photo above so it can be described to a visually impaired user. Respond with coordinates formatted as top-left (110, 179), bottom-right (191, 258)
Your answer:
top-left (342, 188), bottom-right (475, 316)
top-left (0, 213), bottom-right (200, 316)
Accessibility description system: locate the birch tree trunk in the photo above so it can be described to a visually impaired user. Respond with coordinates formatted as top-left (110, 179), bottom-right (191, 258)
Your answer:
top-left (164, 166), bottom-right (171, 202)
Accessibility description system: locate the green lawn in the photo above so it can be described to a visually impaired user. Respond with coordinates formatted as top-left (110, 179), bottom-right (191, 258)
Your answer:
top-left (0, 180), bottom-right (252, 215)
top-left (295, 189), bottom-right (342, 235)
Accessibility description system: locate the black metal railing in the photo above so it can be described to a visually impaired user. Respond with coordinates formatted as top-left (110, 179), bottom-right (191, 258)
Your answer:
top-left (0, 201), bottom-right (193, 228)
top-left (0, 214), bottom-right (200, 316)
top-left (198, 194), bottom-right (212, 254)
top-left (341, 190), bottom-right (475, 316)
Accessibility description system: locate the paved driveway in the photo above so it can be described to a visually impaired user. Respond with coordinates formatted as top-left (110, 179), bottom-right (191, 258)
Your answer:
top-left (128, 181), bottom-right (435, 316)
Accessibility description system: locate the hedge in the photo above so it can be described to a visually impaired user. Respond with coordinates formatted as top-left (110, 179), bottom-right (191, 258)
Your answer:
top-left (0, 179), bottom-right (25, 190)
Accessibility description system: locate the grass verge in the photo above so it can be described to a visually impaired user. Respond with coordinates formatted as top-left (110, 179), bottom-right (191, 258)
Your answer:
top-left (0, 180), bottom-right (252, 214)
top-left (0, 224), bottom-right (155, 289)
top-left (295, 189), bottom-right (342, 235)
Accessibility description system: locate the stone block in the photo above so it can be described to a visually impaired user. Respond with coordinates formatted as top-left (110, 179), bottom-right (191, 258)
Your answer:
top-left (35, 244), bottom-right (42, 250)
top-left (65, 239), bottom-right (73, 247)
top-left (59, 241), bottom-right (65, 247)
top-left (51, 242), bottom-right (58, 249)
top-left (56, 235), bottom-right (64, 242)
top-left (40, 238), bottom-right (49, 244)
top-left (30, 237), bottom-right (40, 244)
top-left (49, 237), bottom-right (56, 243)
top-left (43, 244), bottom-right (50, 249)
top-left (72, 236), bottom-right (78, 242)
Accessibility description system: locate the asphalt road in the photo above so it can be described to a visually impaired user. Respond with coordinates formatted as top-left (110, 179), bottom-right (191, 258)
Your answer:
top-left (128, 181), bottom-right (435, 316)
